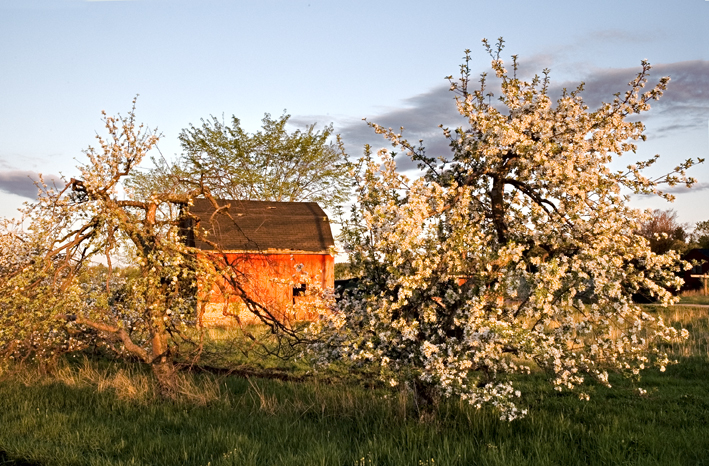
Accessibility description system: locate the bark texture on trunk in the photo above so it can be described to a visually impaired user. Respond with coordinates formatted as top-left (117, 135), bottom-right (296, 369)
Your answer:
top-left (152, 359), bottom-right (177, 397)
top-left (490, 175), bottom-right (508, 245)
top-left (150, 325), bottom-right (178, 397)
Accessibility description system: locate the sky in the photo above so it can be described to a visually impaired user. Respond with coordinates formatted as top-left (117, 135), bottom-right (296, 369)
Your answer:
top-left (0, 0), bottom-right (708, 230)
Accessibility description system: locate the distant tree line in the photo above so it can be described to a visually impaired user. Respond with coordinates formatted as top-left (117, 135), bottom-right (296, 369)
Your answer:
top-left (638, 209), bottom-right (709, 255)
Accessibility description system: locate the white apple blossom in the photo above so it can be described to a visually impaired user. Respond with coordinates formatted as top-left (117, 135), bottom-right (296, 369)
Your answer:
top-left (0, 100), bottom-right (285, 391)
top-left (308, 39), bottom-right (700, 420)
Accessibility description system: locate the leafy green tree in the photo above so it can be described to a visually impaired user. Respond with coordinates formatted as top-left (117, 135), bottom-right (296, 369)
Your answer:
top-left (334, 262), bottom-right (355, 280)
top-left (129, 113), bottom-right (351, 210)
top-left (692, 220), bottom-right (709, 249)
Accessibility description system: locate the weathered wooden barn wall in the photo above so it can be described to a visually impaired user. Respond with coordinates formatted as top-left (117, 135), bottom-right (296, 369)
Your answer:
top-left (184, 199), bottom-right (336, 328)
top-left (200, 252), bottom-right (334, 327)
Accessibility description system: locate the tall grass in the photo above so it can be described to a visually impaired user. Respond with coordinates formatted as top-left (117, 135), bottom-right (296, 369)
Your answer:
top-left (650, 305), bottom-right (709, 357)
top-left (0, 305), bottom-right (708, 465)
top-left (1, 356), bottom-right (226, 406)
top-left (2, 356), bottom-right (708, 465)
top-left (678, 290), bottom-right (709, 305)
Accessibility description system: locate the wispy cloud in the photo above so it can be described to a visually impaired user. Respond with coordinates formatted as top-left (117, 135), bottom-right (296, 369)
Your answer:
top-left (315, 59), bottom-right (708, 169)
top-left (633, 182), bottom-right (709, 200)
top-left (291, 86), bottom-right (468, 172)
top-left (0, 171), bottom-right (63, 199)
top-left (660, 181), bottom-right (709, 194)
top-left (548, 60), bottom-right (709, 135)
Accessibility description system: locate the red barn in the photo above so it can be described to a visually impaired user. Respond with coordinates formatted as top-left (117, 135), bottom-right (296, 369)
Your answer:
top-left (183, 199), bottom-right (335, 327)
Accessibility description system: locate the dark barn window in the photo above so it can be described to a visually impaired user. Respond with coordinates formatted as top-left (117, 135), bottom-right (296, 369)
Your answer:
top-left (292, 283), bottom-right (307, 303)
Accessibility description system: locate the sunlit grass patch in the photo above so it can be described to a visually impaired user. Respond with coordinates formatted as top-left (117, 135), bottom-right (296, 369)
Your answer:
top-left (678, 290), bottom-right (709, 305)
top-left (0, 356), bottom-right (228, 406)
top-left (1, 306), bottom-right (709, 466)
top-left (650, 305), bottom-right (709, 358)
top-left (1, 356), bottom-right (709, 465)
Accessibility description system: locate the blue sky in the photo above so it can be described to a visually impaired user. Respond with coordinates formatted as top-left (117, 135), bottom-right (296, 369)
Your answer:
top-left (0, 0), bottom-right (707, 227)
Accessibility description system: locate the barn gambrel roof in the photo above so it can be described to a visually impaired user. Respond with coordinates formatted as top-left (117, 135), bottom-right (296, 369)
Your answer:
top-left (182, 199), bottom-right (335, 254)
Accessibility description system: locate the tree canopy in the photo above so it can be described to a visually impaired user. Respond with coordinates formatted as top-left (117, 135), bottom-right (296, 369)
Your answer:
top-left (128, 113), bottom-right (351, 210)
top-left (309, 39), bottom-right (702, 420)
top-left (638, 209), bottom-right (689, 255)
top-left (692, 220), bottom-right (709, 249)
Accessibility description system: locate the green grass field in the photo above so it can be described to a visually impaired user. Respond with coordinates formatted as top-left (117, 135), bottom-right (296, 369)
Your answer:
top-left (679, 294), bottom-right (709, 306)
top-left (0, 306), bottom-right (708, 466)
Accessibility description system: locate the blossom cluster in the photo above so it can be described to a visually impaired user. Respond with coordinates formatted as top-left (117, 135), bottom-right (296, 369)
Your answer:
top-left (0, 101), bottom-right (223, 381)
top-left (308, 40), bottom-right (698, 420)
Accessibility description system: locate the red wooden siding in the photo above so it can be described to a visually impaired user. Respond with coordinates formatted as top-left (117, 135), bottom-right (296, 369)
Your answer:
top-left (199, 252), bottom-right (334, 327)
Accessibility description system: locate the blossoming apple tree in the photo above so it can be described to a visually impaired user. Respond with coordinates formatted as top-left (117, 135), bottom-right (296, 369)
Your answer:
top-left (309, 39), bottom-right (702, 419)
top-left (0, 101), bottom-right (288, 391)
